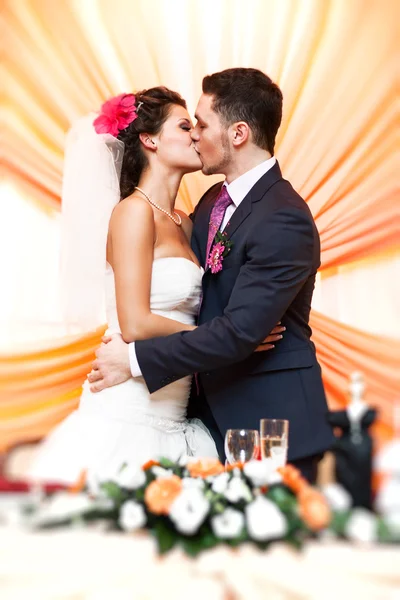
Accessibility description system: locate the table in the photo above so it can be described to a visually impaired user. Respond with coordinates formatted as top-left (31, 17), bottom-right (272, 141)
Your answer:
top-left (1, 525), bottom-right (399, 599)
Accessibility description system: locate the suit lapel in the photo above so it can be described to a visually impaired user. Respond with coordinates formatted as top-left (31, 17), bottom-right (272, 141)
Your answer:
top-left (222, 197), bottom-right (251, 238)
top-left (223, 161), bottom-right (283, 239)
top-left (195, 162), bottom-right (283, 270)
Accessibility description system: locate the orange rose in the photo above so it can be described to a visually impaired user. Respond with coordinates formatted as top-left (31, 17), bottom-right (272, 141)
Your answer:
top-left (144, 475), bottom-right (182, 515)
top-left (278, 465), bottom-right (308, 494)
top-left (69, 469), bottom-right (87, 494)
top-left (142, 459), bottom-right (160, 471)
top-left (225, 461), bottom-right (244, 472)
top-left (187, 458), bottom-right (225, 478)
top-left (298, 488), bottom-right (331, 531)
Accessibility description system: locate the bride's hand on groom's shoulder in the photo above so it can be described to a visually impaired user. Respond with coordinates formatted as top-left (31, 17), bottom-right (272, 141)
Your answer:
top-left (254, 323), bottom-right (285, 353)
top-left (88, 334), bottom-right (131, 392)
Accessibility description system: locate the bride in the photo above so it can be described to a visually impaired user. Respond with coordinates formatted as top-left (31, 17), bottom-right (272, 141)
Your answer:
top-left (29, 87), bottom-right (220, 485)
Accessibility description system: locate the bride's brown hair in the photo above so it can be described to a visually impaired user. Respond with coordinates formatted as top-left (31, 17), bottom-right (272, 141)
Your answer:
top-left (117, 87), bottom-right (187, 199)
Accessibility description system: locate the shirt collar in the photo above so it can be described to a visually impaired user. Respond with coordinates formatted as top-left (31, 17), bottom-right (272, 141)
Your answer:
top-left (224, 156), bottom-right (276, 207)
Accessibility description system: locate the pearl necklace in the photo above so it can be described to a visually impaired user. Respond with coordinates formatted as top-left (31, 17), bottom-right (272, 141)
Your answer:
top-left (134, 187), bottom-right (182, 226)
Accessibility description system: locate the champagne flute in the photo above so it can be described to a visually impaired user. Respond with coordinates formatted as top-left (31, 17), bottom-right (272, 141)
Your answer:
top-left (260, 419), bottom-right (289, 467)
top-left (224, 429), bottom-right (260, 465)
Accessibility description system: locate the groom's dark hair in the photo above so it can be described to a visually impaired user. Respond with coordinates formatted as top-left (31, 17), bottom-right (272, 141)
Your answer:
top-left (202, 68), bottom-right (283, 155)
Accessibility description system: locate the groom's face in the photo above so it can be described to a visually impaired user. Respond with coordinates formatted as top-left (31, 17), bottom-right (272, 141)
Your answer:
top-left (192, 94), bottom-right (231, 176)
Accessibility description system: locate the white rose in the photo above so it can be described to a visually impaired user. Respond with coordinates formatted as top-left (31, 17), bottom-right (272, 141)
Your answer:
top-left (178, 456), bottom-right (189, 467)
top-left (116, 464), bottom-right (146, 490)
top-left (267, 471), bottom-right (283, 485)
top-left (47, 493), bottom-right (95, 518)
top-left (243, 459), bottom-right (282, 487)
top-left (375, 478), bottom-right (400, 516)
top-left (224, 476), bottom-right (252, 503)
top-left (374, 440), bottom-right (400, 475)
top-left (33, 493), bottom-right (96, 525)
top-left (86, 471), bottom-right (102, 496)
top-left (211, 472), bottom-right (230, 494)
top-left (182, 477), bottom-right (205, 490)
top-left (211, 508), bottom-right (245, 539)
top-left (94, 497), bottom-right (115, 511)
top-left (119, 500), bottom-right (147, 532)
top-left (169, 488), bottom-right (210, 535)
top-left (322, 483), bottom-right (352, 512)
top-left (86, 466), bottom-right (120, 496)
top-left (152, 466), bottom-right (174, 479)
top-left (245, 496), bottom-right (287, 541)
top-left (345, 508), bottom-right (377, 544)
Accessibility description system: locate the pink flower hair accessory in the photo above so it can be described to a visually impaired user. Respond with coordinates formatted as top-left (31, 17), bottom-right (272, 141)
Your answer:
top-left (93, 93), bottom-right (138, 137)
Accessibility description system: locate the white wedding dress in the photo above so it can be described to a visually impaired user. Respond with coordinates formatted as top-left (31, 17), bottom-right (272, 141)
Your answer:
top-left (29, 257), bottom-right (218, 485)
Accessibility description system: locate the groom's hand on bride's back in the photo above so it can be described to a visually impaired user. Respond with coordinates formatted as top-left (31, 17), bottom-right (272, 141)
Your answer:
top-left (87, 322), bottom-right (284, 391)
top-left (88, 334), bottom-right (131, 392)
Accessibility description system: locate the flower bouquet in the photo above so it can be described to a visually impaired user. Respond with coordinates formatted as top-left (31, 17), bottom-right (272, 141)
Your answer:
top-left (322, 483), bottom-right (400, 544)
top-left (29, 457), bottom-right (332, 557)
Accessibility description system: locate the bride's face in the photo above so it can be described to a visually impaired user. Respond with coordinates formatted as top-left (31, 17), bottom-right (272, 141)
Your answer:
top-left (155, 105), bottom-right (202, 173)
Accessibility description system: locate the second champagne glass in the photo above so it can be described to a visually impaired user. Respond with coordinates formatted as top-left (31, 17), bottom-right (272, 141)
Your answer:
top-left (260, 419), bottom-right (289, 467)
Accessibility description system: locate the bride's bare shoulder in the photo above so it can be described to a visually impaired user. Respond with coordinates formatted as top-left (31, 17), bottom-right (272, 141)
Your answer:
top-left (110, 194), bottom-right (154, 226)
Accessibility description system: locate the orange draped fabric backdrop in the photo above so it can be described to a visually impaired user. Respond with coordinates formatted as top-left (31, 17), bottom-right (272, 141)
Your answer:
top-left (1, 0), bottom-right (399, 452)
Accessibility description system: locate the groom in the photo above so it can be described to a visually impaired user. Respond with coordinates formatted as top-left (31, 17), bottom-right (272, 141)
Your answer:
top-left (89, 68), bottom-right (334, 483)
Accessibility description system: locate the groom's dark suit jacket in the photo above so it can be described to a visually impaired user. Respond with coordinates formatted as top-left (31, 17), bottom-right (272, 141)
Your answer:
top-left (135, 162), bottom-right (335, 461)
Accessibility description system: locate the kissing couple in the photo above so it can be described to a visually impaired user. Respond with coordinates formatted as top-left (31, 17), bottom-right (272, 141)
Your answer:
top-left (30, 67), bottom-right (334, 486)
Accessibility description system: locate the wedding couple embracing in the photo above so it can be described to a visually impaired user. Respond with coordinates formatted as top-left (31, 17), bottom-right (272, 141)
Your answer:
top-left (30, 68), bottom-right (334, 486)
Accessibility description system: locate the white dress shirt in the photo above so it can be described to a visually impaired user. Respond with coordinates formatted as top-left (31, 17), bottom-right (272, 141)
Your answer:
top-left (129, 156), bottom-right (276, 377)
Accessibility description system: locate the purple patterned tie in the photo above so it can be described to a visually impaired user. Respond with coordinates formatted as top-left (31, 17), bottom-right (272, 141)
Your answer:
top-left (205, 186), bottom-right (233, 264)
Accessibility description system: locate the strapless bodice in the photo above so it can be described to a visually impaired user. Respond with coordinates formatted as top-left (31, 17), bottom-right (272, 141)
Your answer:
top-left (28, 257), bottom-right (218, 486)
top-left (105, 257), bottom-right (203, 334)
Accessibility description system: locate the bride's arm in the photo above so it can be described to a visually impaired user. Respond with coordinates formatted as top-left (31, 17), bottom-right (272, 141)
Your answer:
top-left (108, 198), bottom-right (196, 343)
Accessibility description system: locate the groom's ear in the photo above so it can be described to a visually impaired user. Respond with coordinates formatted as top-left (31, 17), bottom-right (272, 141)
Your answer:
top-left (139, 133), bottom-right (157, 151)
top-left (231, 122), bottom-right (250, 147)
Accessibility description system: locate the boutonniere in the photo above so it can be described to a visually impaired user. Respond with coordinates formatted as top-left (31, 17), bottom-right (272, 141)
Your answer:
top-left (207, 231), bottom-right (234, 274)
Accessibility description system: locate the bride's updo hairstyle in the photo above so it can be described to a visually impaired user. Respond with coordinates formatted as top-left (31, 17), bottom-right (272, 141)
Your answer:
top-left (117, 87), bottom-right (187, 199)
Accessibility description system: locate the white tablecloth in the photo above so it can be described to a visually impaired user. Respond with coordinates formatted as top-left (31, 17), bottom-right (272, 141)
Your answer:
top-left (1, 525), bottom-right (399, 600)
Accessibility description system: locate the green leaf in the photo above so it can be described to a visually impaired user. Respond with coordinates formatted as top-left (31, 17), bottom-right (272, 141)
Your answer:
top-left (254, 540), bottom-right (271, 551)
top-left (213, 230), bottom-right (233, 258)
top-left (329, 511), bottom-right (351, 537)
top-left (226, 528), bottom-right (248, 546)
top-left (134, 488), bottom-right (145, 502)
top-left (182, 536), bottom-right (205, 557)
top-left (213, 501), bottom-right (226, 514)
top-left (82, 507), bottom-right (119, 523)
top-left (201, 529), bottom-right (219, 550)
top-left (158, 457), bottom-right (176, 469)
top-left (36, 517), bottom-right (75, 530)
top-left (204, 489), bottom-right (215, 501)
top-left (284, 534), bottom-right (304, 551)
top-left (101, 482), bottom-right (124, 501)
top-left (266, 486), bottom-right (297, 514)
top-left (377, 518), bottom-right (396, 543)
top-left (152, 520), bottom-right (177, 555)
top-left (285, 513), bottom-right (308, 537)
